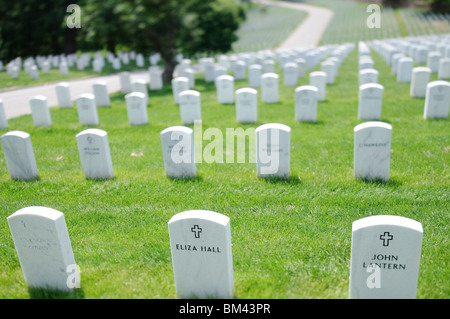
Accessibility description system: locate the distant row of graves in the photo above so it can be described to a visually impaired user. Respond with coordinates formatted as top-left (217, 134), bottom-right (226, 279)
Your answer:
top-left (1, 33), bottom-right (449, 298)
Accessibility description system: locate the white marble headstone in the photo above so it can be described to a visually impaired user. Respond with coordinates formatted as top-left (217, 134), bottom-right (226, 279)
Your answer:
top-left (423, 80), bottom-right (450, 119)
top-left (410, 67), bottom-right (431, 98)
top-left (358, 83), bottom-right (384, 120)
top-left (76, 129), bottom-right (114, 179)
top-left (255, 123), bottom-right (290, 179)
top-left (283, 62), bottom-right (299, 87)
top-left (438, 58), bottom-right (450, 80)
top-left (248, 64), bottom-right (262, 88)
top-left (0, 99), bottom-right (8, 129)
top-left (261, 73), bottom-right (279, 104)
top-left (349, 215), bottom-right (423, 299)
top-left (160, 126), bottom-right (196, 178)
top-left (321, 60), bottom-right (336, 84)
top-left (426, 51), bottom-right (441, 73)
top-left (76, 94), bottom-right (98, 126)
top-left (359, 69), bottom-right (379, 85)
top-left (55, 82), bottom-right (72, 108)
top-left (120, 72), bottom-right (132, 93)
top-left (354, 121), bottom-right (392, 182)
top-left (1, 131), bottom-right (39, 181)
top-left (295, 58), bottom-right (306, 78)
top-left (125, 92), bottom-right (148, 125)
top-left (149, 67), bottom-right (164, 91)
top-left (7, 206), bottom-right (80, 292)
top-left (295, 85), bottom-right (318, 122)
top-left (29, 95), bottom-right (52, 127)
top-left (59, 62), bottom-right (69, 75)
top-left (29, 65), bottom-right (39, 80)
top-left (263, 60), bottom-right (275, 73)
top-left (168, 210), bottom-right (234, 299)
top-left (203, 60), bottom-right (216, 82)
top-left (179, 90), bottom-right (201, 125)
top-left (131, 79), bottom-right (149, 106)
top-left (235, 88), bottom-right (257, 124)
top-left (184, 68), bottom-right (196, 89)
top-left (396, 57), bottom-right (413, 83)
top-left (234, 61), bottom-right (246, 81)
top-left (216, 75), bottom-right (235, 104)
top-left (172, 77), bottom-right (190, 104)
top-left (309, 71), bottom-right (327, 102)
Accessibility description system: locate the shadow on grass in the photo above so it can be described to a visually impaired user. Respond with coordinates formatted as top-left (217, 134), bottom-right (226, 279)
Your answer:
top-left (356, 176), bottom-right (403, 187)
top-left (258, 175), bottom-right (302, 185)
top-left (167, 175), bottom-right (204, 183)
top-left (28, 287), bottom-right (85, 299)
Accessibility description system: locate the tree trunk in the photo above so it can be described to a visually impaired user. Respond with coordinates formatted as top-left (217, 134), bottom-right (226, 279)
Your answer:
top-left (161, 49), bottom-right (177, 84)
top-left (64, 29), bottom-right (78, 55)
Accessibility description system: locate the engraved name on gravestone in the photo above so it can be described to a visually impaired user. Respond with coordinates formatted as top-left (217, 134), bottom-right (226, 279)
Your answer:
top-left (1, 130), bottom-right (38, 181)
top-left (179, 90), bottom-right (201, 125)
top-left (168, 210), bottom-right (234, 299)
top-left (423, 80), bottom-right (450, 119)
top-left (76, 94), bottom-right (99, 126)
top-left (160, 126), bottom-right (196, 178)
top-left (29, 95), bottom-right (52, 127)
top-left (235, 88), bottom-right (257, 124)
top-left (7, 206), bottom-right (80, 292)
top-left (76, 129), bottom-right (114, 179)
top-left (55, 82), bottom-right (73, 108)
top-left (358, 83), bottom-right (384, 121)
top-left (255, 123), bottom-right (290, 179)
top-left (354, 121), bottom-right (392, 182)
top-left (349, 215), bottom-right (423, 299)
top-left (125, 92), bottom-right (148, 126)
top-left (295, 85), bottom-right (318, 123)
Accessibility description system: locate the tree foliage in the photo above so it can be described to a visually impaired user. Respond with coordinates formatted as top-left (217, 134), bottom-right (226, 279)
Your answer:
top-left (0, 0), bottom-right (245, 83)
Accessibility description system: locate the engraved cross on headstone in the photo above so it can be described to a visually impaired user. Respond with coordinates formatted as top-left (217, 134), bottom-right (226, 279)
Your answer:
top-left (191, 225), bottom-right (202, 238)
top-left (380, 232), bottom-right (394, 246)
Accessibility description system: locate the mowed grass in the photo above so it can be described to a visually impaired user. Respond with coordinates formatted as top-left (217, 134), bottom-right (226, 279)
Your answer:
top-left (0, 47), bottom-right (448, 299)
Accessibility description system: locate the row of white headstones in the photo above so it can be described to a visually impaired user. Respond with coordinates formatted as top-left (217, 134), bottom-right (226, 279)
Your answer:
top-left (3, 50), bottom-right (163, 80)
top-left (7, 206), bottom-right (423, 299)
top-left (0, 120), bottom-right (391, 182)
top-left (2, 39), bottom-right (447, 298)
top-left (1, 40), bottom-right (449, 183)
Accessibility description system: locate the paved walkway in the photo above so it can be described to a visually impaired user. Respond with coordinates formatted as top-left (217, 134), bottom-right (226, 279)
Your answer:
top-left (0, 71), bottom-right (149, 119)
top-left (262, 0), bottom-right (334, 49)
top-left (0, 1), bottom-right (334, 120)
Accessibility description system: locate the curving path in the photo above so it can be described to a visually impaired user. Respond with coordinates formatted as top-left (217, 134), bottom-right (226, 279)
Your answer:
top-left (259, 0), bottom-right (334, 49)
top-left (0, 1), bottom-right (334, 120)
top-left (0, 71), bottom-right (148, 120)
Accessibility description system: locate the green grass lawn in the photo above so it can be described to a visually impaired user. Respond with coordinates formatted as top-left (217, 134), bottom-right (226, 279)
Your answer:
top-left (232, 4), bottom-right (307, 53)
top-left (0, 46), bottom-right (448, 299)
